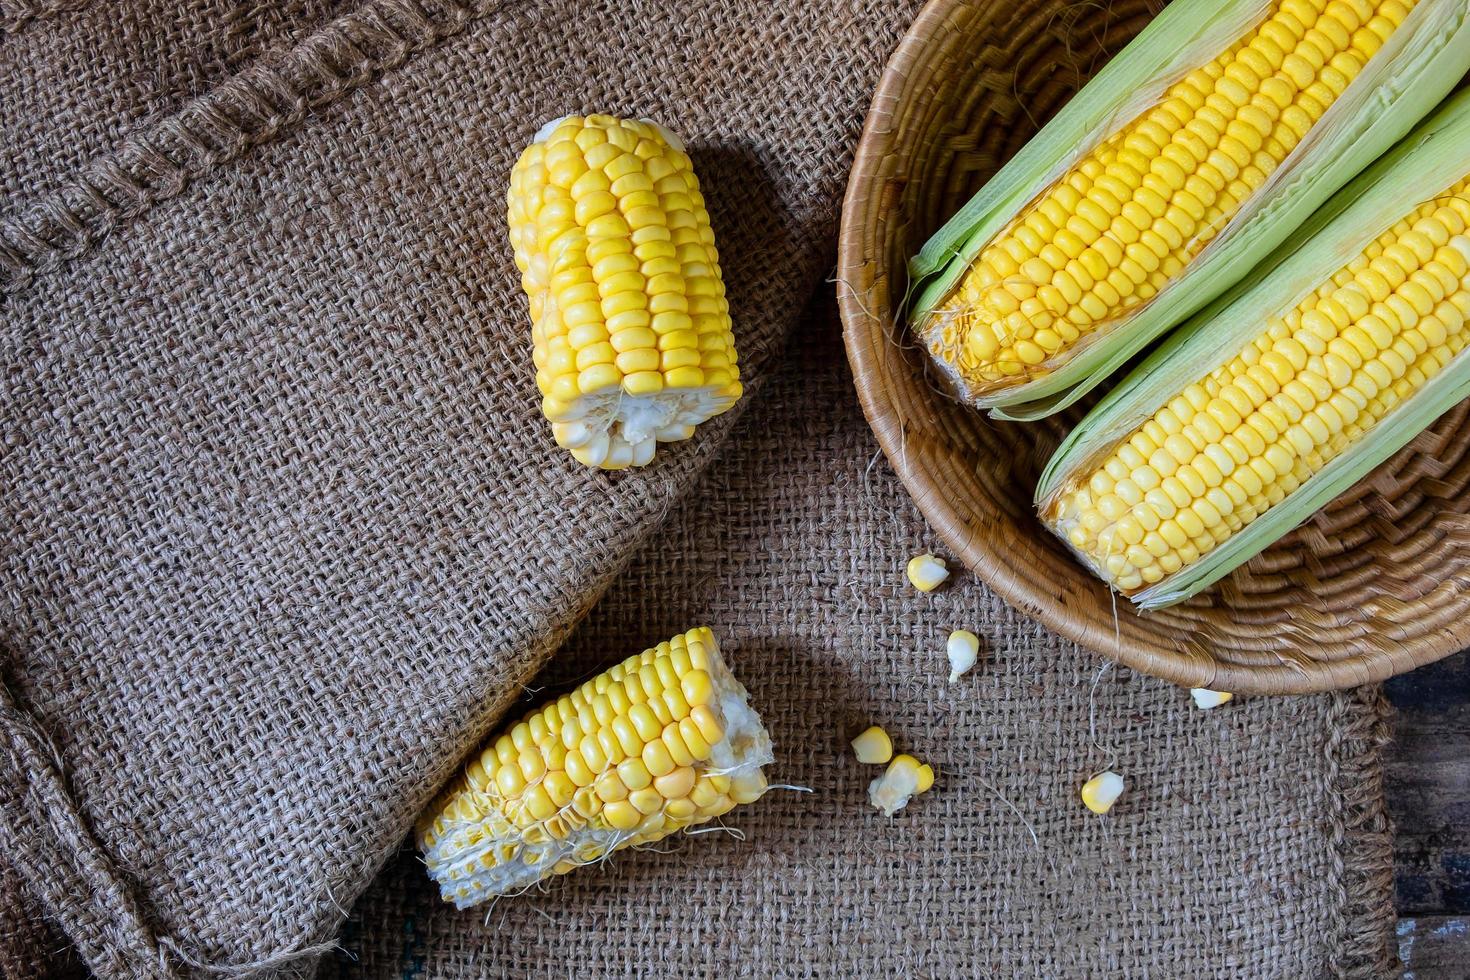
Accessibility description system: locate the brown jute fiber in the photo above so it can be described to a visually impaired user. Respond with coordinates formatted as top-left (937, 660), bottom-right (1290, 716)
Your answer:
top-left (0, 0), bottom-right (1397, 975)
top-left (839, 0), bottom-right (1470, 694)
top-left (326, 313), bottom-right (1398, 979)
top-left (2, 0), bottom-right (922, 975)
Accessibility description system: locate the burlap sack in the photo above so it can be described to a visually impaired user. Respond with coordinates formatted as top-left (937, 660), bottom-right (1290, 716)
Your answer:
top-left (1, 0), bottom-right (922, 975)
top-left (0, 1), bottom-right (1397, 977)
top-left (324, 313), bottom-right (1398, 979)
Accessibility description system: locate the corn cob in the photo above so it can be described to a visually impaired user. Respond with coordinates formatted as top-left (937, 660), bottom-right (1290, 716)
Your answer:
top-left (508, 115), bottom-right (741, 469)
top-left (911, 0), bottom-right (1470, 420)
top-left (1037, 91), bottom-right (1470, 608)
top-left (418, 627), bottom-right (772, 906)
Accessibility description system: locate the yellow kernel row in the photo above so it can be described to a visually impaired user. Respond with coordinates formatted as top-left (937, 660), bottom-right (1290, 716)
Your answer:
top-left (925, 0), bottom-right (1417, 393)
top-left (419, 627), bottom-right (772, 905)
top-left (1049, 178), bottom-right (1470, 592)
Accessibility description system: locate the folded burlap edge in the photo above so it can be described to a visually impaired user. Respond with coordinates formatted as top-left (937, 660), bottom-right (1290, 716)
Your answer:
top-left (0, 7), bottom-right (496, 973)
top-left (0, 0), bottom-right (492, 297)
top-left (0, 0), bottom-right (802, 974)
top-left (1328, 686), bottom-right (1400, 979)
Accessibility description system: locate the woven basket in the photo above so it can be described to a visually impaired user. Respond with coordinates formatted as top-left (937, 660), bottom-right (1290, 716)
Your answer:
top-left (838, 0), bottom-right (1470, 694)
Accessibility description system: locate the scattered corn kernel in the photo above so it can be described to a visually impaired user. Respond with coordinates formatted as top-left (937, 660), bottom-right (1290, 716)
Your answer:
top-left (1080, 770), bottom-right (1125, 814)
top-left (868, 753), bottom-right (935, 816)
top-left (946, 629), bottom-right (980, 683)
top-left (1190, 688), bottom-right (1234, 709)
top-left (850, 725), bottom-right (894, 765)
top-left (906, 553), bottom-right (950, 592)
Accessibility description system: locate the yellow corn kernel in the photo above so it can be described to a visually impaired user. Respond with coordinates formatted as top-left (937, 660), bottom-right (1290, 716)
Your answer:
top-left (509, 115), bottom-right (742, 469)
top-left (1190, 688), bottom-right (1235, 709)
top-left (850, 725), bottom-right (894, 765)
top-left (946, 629), bottom-right (980, 682)
top-left (1081, 771), bottom-right (1126, 814)
top-left (906, 553), bottom-right (950, 592)
top-left (653, 766), bottom-right (697, 799)
top-left (868, 753), bottom-right (936, 816)
top-left (730, 769), bottom-right (769, 805)
top-left (418, 627), bottom-right (773, 906)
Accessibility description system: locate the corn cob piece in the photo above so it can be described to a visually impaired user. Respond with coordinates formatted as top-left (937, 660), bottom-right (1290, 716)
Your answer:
top-left (1037, 91), bottom-right (1470, 608)
top-left (911, 0), bottom-right (1470, 420)
top-left (418, 627), bottom-right (772, 906)
top-left (508, 115), bottom-right (741, 469)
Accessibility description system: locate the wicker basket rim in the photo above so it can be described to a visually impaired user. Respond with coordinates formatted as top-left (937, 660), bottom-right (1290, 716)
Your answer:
top-left (835, 0), bottom-right (1470, 694)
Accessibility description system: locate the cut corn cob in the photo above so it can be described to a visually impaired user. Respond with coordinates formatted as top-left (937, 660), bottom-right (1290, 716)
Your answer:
top-left (1038, 91), bottom-right (1470, 608)
top-left (418, 627), bottom-right (772, 906)
top-left (911, 0), bottom-right (1470, 420)
top-left (508, 114), bottom-right (742, 469)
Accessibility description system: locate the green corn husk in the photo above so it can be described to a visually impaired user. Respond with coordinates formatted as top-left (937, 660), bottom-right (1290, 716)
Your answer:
top-left (1037, 89), bottom-right (1470, 609)
top-left (909, 0), bottom-right (1470, 422)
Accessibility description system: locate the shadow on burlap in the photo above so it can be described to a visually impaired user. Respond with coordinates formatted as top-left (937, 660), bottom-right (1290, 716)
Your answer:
top-left (0, 0), bottom-right (921, 975)
top-left (325, 312), bottom-right (1398, 979)
top-left (0, 0), bottom-right (1396, 977)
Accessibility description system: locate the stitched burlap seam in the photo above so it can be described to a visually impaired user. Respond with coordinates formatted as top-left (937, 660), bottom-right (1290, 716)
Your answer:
top-left (0, 1), bottom-right (524, 974)
top-left (0, 0), bottom-right (511, 297)
top-left (0, 0), bottom-right (91, 37)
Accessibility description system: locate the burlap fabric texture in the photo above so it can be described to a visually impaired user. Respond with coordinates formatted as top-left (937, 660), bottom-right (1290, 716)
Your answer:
top-left (324, 313), bottom-right (1399, 979)
top-left (0, 0), bottom-right (1397, 977)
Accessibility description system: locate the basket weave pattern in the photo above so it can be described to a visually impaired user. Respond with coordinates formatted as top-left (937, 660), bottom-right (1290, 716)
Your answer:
top-left (838, 0), bottom-right (1470, 693)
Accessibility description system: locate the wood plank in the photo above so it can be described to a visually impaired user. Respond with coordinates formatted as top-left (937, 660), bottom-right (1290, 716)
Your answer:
top-left (1398, 916), bottom-right (1470, 979)
top-left (1385, 650), bottom-right (1470, 917)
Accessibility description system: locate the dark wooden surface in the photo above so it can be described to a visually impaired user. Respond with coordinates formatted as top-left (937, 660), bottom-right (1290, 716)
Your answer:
top-left (1385, 650), bottom-right (1469, 976)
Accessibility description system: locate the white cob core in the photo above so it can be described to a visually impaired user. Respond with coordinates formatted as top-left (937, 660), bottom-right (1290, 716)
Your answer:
top-left (548, 384), bottom-right (737, 469)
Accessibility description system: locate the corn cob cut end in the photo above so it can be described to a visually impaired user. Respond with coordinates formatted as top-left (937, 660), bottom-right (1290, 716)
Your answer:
top-left (508, 114), bottom-right (742, 470)
top-left (418, 627), bottom-right (773, 907)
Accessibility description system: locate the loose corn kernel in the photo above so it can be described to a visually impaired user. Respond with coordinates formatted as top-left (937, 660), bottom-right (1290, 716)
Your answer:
top-left (508, 115), bottom-right (742, 469)
top-left (1190, 688), bottom-right (1235, 709)
top-left (907, 553), bottom-right (950, 592)
top-left (925, 0), bottom-right (1423, 395)
top-left (1081, 771), bottom-right (1126, 814)
top-left (418, 627), bottom-right (773, 906)
top-left (946, 629), bottom-right (980, 683)
top-left (868, 753), bottom-right (936, 816)
top-left (850, 725), bottom-right (894, 765)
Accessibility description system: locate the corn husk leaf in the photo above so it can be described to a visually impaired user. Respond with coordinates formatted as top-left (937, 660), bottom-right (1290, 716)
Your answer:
top-left (910, 0), bottom-right (1470, 421)
top-left (1037, 89), bottom-right (1470, 609)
